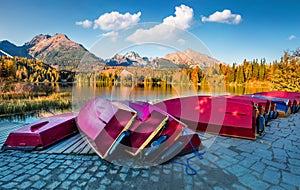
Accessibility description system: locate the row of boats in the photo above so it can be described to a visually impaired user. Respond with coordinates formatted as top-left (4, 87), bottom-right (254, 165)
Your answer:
top-left (2, 91), bottom-right (300, 165)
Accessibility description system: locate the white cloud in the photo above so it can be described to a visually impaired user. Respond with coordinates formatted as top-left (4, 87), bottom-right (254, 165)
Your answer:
top-left (101, 31), bottom-right (119, 42)
top-left (162, 4), bottom-right (193, 30)
top-left (177, 38), bottom-right (186, 45)
top-left (201, 9), bottom-right (242, 25)
top-left (126, 5), bottom-right (193, 43)
top-left (288, 35), bottom-right (296, 40)
top-left (94, 11), bottom-right (141, 31)
top-left (75, 19), bottom-right (92, 28)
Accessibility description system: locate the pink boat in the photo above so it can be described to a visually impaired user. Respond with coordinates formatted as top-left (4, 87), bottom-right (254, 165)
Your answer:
top-left (155, 96), bottom-right (261, 139)
top-left (2, 113), bottom-right (78, 150)
top-left (219, 95), bottom-right (276, 121)
top-left (254, 91), bottom-right (300, 113)
top-left (76, 98), bottom-right (202, 164)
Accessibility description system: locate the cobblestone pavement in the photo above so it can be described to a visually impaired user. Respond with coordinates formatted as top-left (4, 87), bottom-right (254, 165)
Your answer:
top-left (0, 113), bottom-right (299, 189)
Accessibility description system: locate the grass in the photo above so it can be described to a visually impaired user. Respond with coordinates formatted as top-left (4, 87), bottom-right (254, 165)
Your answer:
top-left (0, 92), bottom-right (72, 116)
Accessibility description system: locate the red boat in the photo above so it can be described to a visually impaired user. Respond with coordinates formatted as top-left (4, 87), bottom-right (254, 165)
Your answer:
top-left (254, 91), bottom-right (300, 113)
top-left (76, 98), bottom-right (202, 165)
top-left (2, 113), bottom-right (78, 150)
top-left (219, 95), bottom-right (276, 121)
top-left (155, 96), bottom-right (262, 139)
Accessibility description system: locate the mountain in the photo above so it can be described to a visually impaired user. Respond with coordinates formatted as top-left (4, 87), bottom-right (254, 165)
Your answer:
top-left (0, 34), bottom-right (102, 70)
top-left (165, 49), bottom-right (222, 69)
top-left (0, 34), bottom-right (222, 70)
top-left (106, 51), bottom-right (186, 68)
top-left (106, 51), bottom-right (151, 67)
top-left (0, 40), bottom-right (31, 58)
top-left (26, 33), bottom-right (102, 70)
top-left (106, 49), bottom-right (222, 69)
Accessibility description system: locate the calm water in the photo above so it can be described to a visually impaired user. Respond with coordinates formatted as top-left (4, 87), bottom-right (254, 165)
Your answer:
top-left (71, 83), bottom-right (270, 112)
top-left (0, 82), bottom-right (270, 121)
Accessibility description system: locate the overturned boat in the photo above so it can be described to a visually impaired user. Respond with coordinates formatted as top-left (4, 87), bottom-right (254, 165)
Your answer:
top-left (2, 113), bottom-right (78, 151)
top-left (246, 94), bottom-right (292, 117)
top-left (220, 95), bottom-right (277, 121)
top-left (254, 91), bottom-right (300, 113)
top-left (155, 96), bottom-right (264, 139)
top-left (76, 98), bottom-right (203, 166)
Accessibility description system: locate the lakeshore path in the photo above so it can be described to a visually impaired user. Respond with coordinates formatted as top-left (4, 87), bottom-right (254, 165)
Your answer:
top-left (0, 113), bottom-right (299, 189)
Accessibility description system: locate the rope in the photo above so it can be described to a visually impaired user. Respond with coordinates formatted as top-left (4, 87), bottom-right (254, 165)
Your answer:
top-left (172, 134), bottom-right (206, 176)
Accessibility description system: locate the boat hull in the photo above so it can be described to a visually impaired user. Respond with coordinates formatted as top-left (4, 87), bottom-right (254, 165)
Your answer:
top-left (77, 98), bottom-right (202, 165)
top-left (254, 91), bottom-right (300, 113)
top-left (155, 96), bottom-right (258, 139)
top-left (2, 113), bottom-right (78, 151)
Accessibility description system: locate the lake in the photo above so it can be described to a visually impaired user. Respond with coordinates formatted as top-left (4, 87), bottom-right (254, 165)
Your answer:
top-left (0, 82), bottom-right (271, 121)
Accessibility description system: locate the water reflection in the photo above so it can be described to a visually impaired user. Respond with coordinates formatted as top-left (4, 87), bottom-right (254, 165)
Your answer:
top-left (0, 82), bottom-right (271, 120)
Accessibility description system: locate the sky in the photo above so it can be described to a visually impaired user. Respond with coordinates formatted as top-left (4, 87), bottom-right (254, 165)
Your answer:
top-left (0, 0), bottom-right (299, 64)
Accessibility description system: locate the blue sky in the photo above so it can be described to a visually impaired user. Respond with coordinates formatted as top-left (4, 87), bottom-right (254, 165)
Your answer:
top-left (0, 0), bottom-right (299, 64)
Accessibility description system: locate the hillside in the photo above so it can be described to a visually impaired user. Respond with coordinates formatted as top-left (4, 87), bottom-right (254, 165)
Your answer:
top-left (0, 40), bottom-right (31, 58)
top-left (165, 49), bottom-right (222, 69)
top-left (0, 56), bottom-right (74, 84)
top-left (0, 34), bottom-right (102, 70)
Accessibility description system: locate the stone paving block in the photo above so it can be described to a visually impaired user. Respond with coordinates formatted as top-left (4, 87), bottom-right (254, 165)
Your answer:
top-left (17, 181), bottom-right (32, 189)
top-left (262, 168), bottom-right (280, 184)
top-left (280, 182), bottom-right (299, 190)
top-left (48, 162), bottom-right (60, 169)
top-left (80, 173), bottom-right (92, 180)
top-left (131, 170), bottom-right (140, 177)
top-left (262, 159), bottom-right (286, 170)
top-left (74, 180), bottom-right (87, 187)
top-left (65, 168), bottom-right (75, 174)
top-left (13, 174), bottom-right (30, 182)
top-left (287, 150), bottom-right (300, 158)
top-left (10, 164), bottom-right (23, 171)
top-left (43, 159), bottom-right (54, 164)
top-left (250, 162), bottom-right (266, 173)
top-left (0, 174), bottom-right (18, 182)
top-left (96, 171), bottom-right (106, 178)
top-left (47, 181), bottom-right (61, 189)
top-left (109, 169), bottom-right (118, 175)
top-left (31, 180), bottom-right (47, 189)
top-left (29, 175), bottom-right (40, 181)
top-left (0, 166), bottom-right (9, 172)
top-left (12, 169), bottom-right (26, 176)
top-left (23, 163), bottom-right (36, 170)
top-left (16, 157), bottom-right (28, 163)
top-left (1, 182), bottom-right (18, 189)
top-left (231, 183), bottom-right (247, 190)
top-left (282, 171), bottom-right (300, 186)
top-left (26, 168), bottom-right (40, 175)
top-left (35, 163), bottom-right (47, 169)
top-left (239, 173), bottom-right (269, 189)
top-left (38, 168), bottom-right (51, 176)
top-left (76, 166), bottom-right (87, 174)
top-left (99, 165), bottom-right (108, 171)
top-left (253, 149), bottom-right (272, 160)
top-left (150, 175), bottom-right (159, 183)
top-left (63, 160), bottom-right (73, 165)
top-left (119, 173), bottom-right (127, 181)
top-left (100, 177), bottom-right (111, 185)
top-left (68, 173), bottom-right (81, 181)
top-left (239, 158), bottom-right (257, 168)
top-left (289, 164), bottom-right (300, 174)
top-left (58, 173), bottom-right (69, 181)
top-left (60, 180), bottom-right (73, 189)
top-left (226, 165), bottom-right (248, 177)
top-left (217, 147), bottom-right (239, 157)
top-left (215, 159), bottom-right (232, 169)
top-left (288, 158), bottom-right (300, 166)
top-left (221, 155), bottom-right (239, 164)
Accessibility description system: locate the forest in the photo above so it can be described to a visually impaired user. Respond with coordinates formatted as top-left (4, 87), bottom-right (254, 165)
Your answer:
top-left (1, 48), bottom-right (300, 92)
